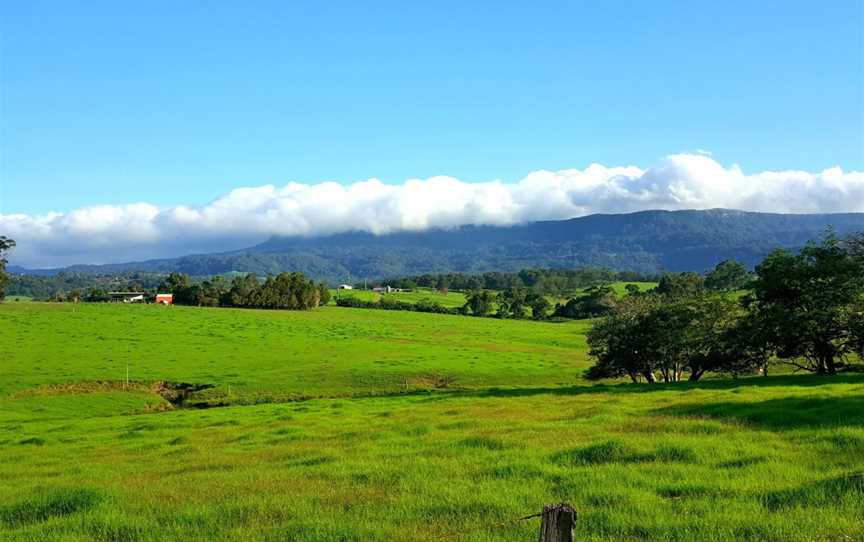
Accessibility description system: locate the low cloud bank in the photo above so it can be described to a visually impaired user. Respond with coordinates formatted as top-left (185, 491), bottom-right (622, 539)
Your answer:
top-left (3, 154), bottom-right (863, 268)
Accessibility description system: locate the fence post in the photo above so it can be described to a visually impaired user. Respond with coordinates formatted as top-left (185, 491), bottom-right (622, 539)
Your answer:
top-left (538, 502), bottom-right (576, 542)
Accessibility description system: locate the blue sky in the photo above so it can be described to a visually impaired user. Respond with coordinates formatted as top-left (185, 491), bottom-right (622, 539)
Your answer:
top-left (2, 0), bottom-right (862, 217)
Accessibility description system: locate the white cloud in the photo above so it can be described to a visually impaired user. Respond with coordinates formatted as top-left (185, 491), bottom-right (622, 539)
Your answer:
top-left (3, 153), bottom-right (863, 268)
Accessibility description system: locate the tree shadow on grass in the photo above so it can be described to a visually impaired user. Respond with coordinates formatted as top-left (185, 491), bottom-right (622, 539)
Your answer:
top-left (655, 395), bottom-right (864, 430)
top-left (409, 373), bottom-right (864, 403)
top-left (762, 472), bottom-right (864, 509)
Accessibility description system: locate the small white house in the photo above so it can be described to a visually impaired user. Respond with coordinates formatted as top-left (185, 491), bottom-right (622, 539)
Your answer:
top-left (337, 284), bottom-right (353, 290)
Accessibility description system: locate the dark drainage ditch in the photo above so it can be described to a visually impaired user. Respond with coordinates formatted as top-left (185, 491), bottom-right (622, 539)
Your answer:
top-left (150, 381), bottom-right (221, 408)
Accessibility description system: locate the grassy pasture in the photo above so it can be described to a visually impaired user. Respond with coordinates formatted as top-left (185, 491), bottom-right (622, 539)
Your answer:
top-left (0, 303), bottom-right (588, 403)
top-left (1, 303), bottom-right (862, 541)
top-left (330, 282), bottom-right (659, 313)
top-left (330, 287), bottom-right (468, 308)
top-left (575, 282), bottom-right (657, 296)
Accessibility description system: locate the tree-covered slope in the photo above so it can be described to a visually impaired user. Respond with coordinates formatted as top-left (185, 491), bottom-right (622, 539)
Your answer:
top-left (12, 209), bottom-right (864, 283)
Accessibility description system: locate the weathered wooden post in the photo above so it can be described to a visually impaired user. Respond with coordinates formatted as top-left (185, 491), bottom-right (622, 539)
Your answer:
top-left (538, 502), bottom-right (576, 542)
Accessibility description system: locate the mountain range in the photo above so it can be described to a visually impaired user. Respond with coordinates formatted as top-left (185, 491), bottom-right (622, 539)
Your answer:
top-left (10, 209), bottom-right (864, 283)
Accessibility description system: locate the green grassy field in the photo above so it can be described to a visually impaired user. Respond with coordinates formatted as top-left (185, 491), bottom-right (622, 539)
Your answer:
top-left (330, 287), bottom-right (468, 308)
top-left (575, 282), bottom-right (657, 296)
top-left (0, 303), bottom-right (588, 402)
top-left (1, 303), bottom-right (862, 541)
top-left (330, 282), bottom-right (659, 311)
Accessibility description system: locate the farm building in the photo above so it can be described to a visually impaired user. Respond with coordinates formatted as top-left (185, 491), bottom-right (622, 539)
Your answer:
top-left (337, 284), bottom-right (353, 290)
top-left (109, 292), bottom-right (145, 303)
top-left (372, 286), bottom-right (402, 293)
top-left (155, 293), bottom-right (174, 305)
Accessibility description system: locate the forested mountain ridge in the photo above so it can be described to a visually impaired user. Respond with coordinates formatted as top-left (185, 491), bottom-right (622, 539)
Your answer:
top-left (10, 209), bottom-right (864, 283)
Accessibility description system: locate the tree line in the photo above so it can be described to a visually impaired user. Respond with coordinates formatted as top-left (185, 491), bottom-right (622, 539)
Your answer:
top-left (7, 269), bottom-right (330, 311)
top-left (156, 272), bottom-right (330, 310)
top-left (10, 271), bottom-right (167, 301)
top-left (382, 268), bottom-right (659, 296)
top-left (586, 233), bottom-right (864, 381)
top-left (451, 260), bottom-right (750, 321)
top-left (1, 262), bottom-right (331, 311)
top-left (0, 236), bottom-right (15, 301)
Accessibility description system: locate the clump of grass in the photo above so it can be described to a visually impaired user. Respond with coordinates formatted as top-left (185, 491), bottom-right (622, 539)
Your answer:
top-left (271, 427), bottom-right (300, 436)
top-left (283, 455), bottom-right (334, 468)
top-left (0, 488), bottom-right (103, 527)
top-left (18, 437), bottom-right (45, 446)
top-left (437, 421), bottom-right (472, 430)
top-left (83, 516), bottom-right (147, 542)
top-left (719, 456), bottom-right (765, 469)
top-left (762, 472), bottom-right (864, 510)
top-left (481, 463), bottom-right (546, 479)
top-left (402, 425), bottom-right (430, 437)
top-left (656, 484), bottom-right (721, 499)
top-left (554, 440), bottom-right (697, 465)
top-left (584, 491), bottom-right (631, 507)
top-left (457, 436), bottom-right (508, 450)
top-left (553, 440), bottom-right (635, 465)
top-left (822, 433), bottom-right (864, 451)
top-left (653, 444), bottom-right (698, 463)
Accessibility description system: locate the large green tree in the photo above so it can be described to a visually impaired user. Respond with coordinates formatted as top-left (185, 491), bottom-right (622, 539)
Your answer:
top-left (586, 296), bottom-right (661, 383)
top-left (748, 233), bottom-right (864, 375)
top-left (655, 272), bottom-right (705, 298)
top-left (463, 290), bottom-right (496, 316)
top-left (0, 236), bottom-right (16, 301)
top-left (846, 301), bottom-right (864, 360)
top-left (495, 288), bottom-right (528, 319)
top-left (227, 273), bottom-right (261, 306)
top-left (553, 284), bottom-right (617, 319)
top-left (684, 296), bottom-right (771, 380)
top-left (704, 259), bottom-right (750, 291)
top-left (526, 292), bottom-right (551, 320)
top-left (587, 293), bottom-right (766, 383)
top-left (845, 232), bottom-right (864, 359)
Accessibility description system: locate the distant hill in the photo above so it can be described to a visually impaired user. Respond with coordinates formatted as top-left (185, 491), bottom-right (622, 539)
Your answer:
top-left (11, 209), bottom-right (864, 283)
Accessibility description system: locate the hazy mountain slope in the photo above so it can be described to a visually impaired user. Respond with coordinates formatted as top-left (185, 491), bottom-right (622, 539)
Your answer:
top-left (12, 209), bottom-right (864, 283)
